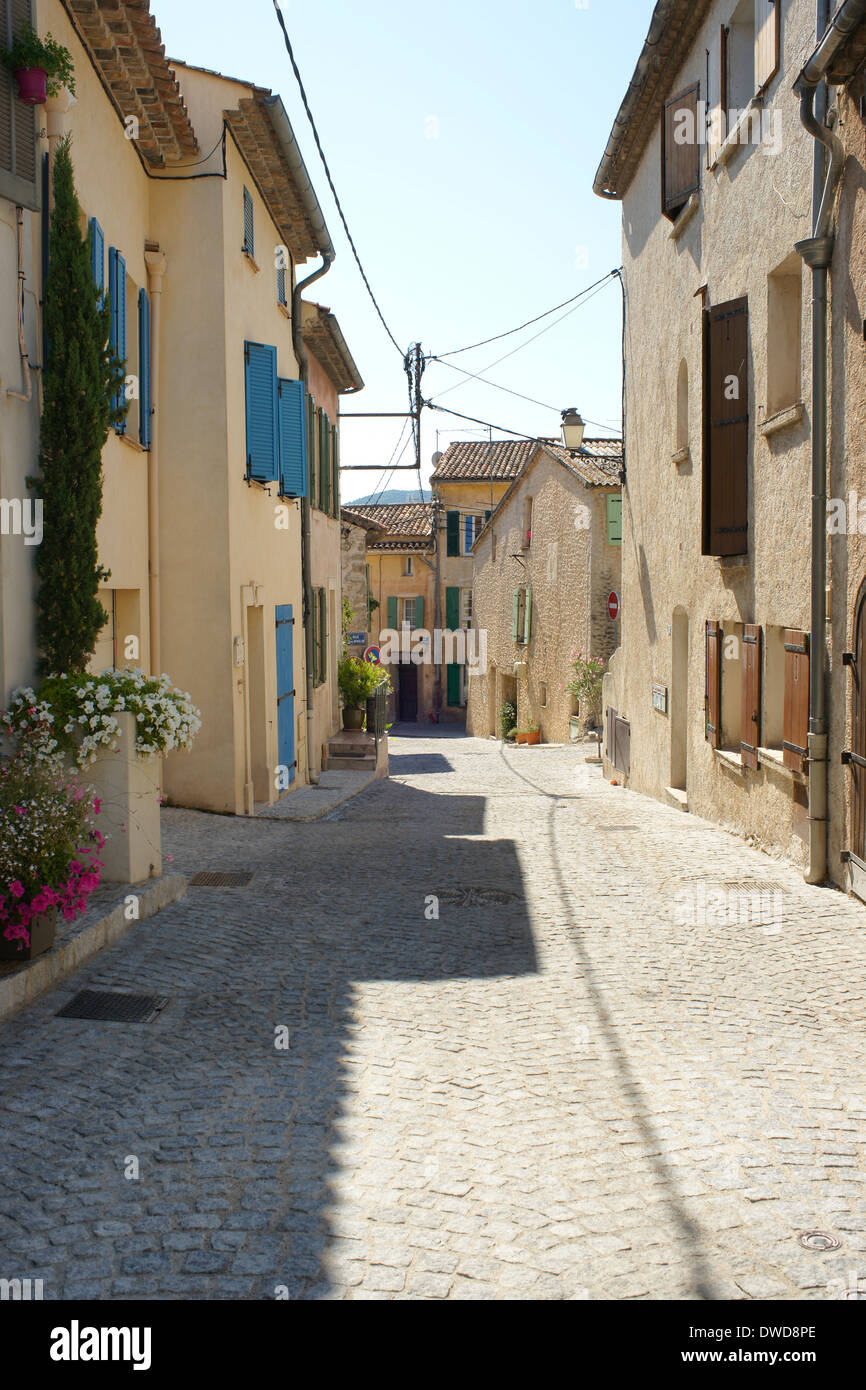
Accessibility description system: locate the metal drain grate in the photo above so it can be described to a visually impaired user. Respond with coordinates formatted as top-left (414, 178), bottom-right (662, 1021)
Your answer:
top-left (800, 1231), bottom-right (842, 1252)
top-left (189, 871), bottom-right (254, 888)
top-left (57, 990), bottom-right (169, 1024)
top-left (719, 880), bottom-right (787, 895)
top-left (439, 887), bottom-right (520, 907)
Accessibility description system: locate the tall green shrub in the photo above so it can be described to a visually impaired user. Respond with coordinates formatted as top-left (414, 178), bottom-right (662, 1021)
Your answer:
top-left (30, 135), bottom-right (126, 674)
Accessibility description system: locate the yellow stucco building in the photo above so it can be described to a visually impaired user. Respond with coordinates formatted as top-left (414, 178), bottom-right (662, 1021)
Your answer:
top-left (1, 0), bottom-right (362, 815)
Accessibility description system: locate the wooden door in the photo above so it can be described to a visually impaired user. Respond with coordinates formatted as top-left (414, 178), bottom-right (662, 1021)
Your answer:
top-left (275, 605), bottom-right (296, 784)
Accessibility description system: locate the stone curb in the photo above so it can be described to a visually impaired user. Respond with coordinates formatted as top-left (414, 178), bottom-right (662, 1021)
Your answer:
top-left (0, 874), bottom-right (187, 1025)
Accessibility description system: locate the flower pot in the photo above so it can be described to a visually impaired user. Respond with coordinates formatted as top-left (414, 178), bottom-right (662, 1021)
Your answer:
top-left (0, 907), bottom-right (57, 962)
top-left (525, 731), bottom-right (541, 745)
top-left (15, 67), bottom-right (48, 104)
top-left (515, 731), bottom-right (527, 745)
top-left (342, 707), bottom-right (365, 732)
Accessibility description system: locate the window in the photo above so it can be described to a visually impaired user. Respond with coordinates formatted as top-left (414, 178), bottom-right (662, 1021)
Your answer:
top-left (307, 393), bottom-right (319, 509)
top-left (703, 296), bottom-right (749, 557)
top-left (277, 263), bottom-right (287, 308)
top-left (727, 0), bottom-right (755, 115)
top-left (402, 597), bottom-right (416, 629)
top-left (460, 589), bottom-right (472, 627)
top-left (740, 624), bottom-right (761, 768)
top-left (108, 247), bottom-right (128, 433)
top-left (513, 587), bottom-right (532, 646)
top-left (767, 257), bottom-right (803, 417)
top-left (90, 219), bottom-right (105, 298)
top-left (522, 497), bottom-right (533, 550)
top-left (755, 0), bottom-right (780, 93)
top-left (0, 0), bottom-right (37, 205)
top-left (464, 514), bottom-right (483, 554)
top-left (606, 494), bottom-right (622, 546)
top-left (317, 407), bottom-right (332, 515)
top-left (243, 186), bottom-right (254, 258)
top-left (662, 82), bottom-right (700, 220)
top-left (706, 620), bottom-right (744, 753)
top-left (540, 682), bottom-right (547, 708)
top-left (404, 556), bottom-right (414, 577)
top-left (762, 626), bottom-right (786, 751)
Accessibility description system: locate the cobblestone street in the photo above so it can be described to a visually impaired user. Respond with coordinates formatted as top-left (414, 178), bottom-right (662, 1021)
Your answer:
top-left (2, 728), bottom-right (866, 1301)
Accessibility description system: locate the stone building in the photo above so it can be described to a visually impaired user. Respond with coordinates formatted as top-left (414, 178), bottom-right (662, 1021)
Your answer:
top-left (593, 0), bottom-right (825, 868)
top-left (340, 506), bottom-right (385, 653)
top-left (432, 440), bottom-right (538, 718)
top-left (466, 442), bottom-right (622, 744)
top-left (343, 502), bottom-right (436, 723)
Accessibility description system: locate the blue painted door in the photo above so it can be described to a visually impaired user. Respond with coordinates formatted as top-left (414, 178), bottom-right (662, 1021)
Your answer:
top-left (275, 605), bottom-right (296, 785)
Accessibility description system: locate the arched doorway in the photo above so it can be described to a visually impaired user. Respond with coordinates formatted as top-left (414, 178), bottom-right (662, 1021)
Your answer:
top-left (670, 607), bottom-right (689, 793)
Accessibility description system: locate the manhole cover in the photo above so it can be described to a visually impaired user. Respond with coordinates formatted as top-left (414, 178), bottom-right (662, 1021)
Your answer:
top-left (799, 1231), bottom-right (842, 1252)
top-left (438, 887), bottom-right (520, 907)
top-left (56, 990), bottom-right (169, 1024)
top-left (189, 871), bottom-right (254, 887)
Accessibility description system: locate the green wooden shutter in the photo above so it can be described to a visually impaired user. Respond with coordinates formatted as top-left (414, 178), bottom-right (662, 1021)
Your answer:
top-left (387, 595), bottom-right (398, 628)
top-left (606, 494), bottom-right (622, 545)
top-left (523, 588), bottom-right (532, 643)
top-left (512, 589), bottom-right (520, 641)
top-left (416, 595), bottom-right (425, 630)
top-left (319, 408), bottom-right (330, 514)
top-left (447, 664), bottom-right (461, 706)
top-left (331, 424), bottom-right (339, 517)
top-left (308, 395), bottom-right (318, 508)
top-left (310, 587), bottom-right (319, 685)
top-left (319, 587), bottom-right (328, 683)
top-left (446, 511), bottom-right (460, 556)
top-left (446, 587), bottom-right (459, 629)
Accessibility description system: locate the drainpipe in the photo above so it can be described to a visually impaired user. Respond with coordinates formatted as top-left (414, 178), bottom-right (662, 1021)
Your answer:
top-left (794, 0), bottom-right (866, 883)
top-left (144, 250), bottom-right (167, 676)
top-left (291, 252), bottom-right (334, 785)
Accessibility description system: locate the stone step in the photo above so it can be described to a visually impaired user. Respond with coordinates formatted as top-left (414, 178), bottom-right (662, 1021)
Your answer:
top-left (325, 754), bottom-right (377, 773)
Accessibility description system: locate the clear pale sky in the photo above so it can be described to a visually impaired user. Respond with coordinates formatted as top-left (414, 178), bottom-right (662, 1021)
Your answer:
top-left (153, 0), bottom-right (655, 501)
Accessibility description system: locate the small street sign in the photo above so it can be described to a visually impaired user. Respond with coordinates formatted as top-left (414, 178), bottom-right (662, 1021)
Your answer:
top-left (348, 632), bottom-right (366, 645)
top-left (608, 591), bottom-right (620, 622)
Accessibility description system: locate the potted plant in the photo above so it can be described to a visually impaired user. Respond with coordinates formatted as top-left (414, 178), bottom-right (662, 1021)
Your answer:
top-left (3, 669), bottom-right (201, 884)
top-left (1, 25), bottom-right (76, 105)
top-left (499, 701), bottom-right (517, 741)
top-left (0, 746), bottom-right (103, 961)
top-left (338, 657), bottom-right (388, 732)
top-left (566, 650), bottom-right (607, 760)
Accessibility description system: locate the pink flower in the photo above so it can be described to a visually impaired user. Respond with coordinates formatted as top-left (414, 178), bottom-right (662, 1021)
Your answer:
top-left (8, 881), bottom-right (24, 899)
top-left (13, 805), bottom-right (26, 816)
top-left (93, 798), bottom-right (102, 815)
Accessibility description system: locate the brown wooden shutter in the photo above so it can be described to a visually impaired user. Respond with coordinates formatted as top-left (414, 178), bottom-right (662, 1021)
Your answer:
top-left (740, 624), bottom-right (762, 768)
top-left (755, 0), bottom-right (780, 93)
top-left (662, 83), bottom-right (700, 218)
top-left (705, 620), bottom-right (722, 747)
top-left (0, 0), bottom-right (37, 194)
top-left (783, 630), bottom-right (810, 771)
top-left (703, 297), bottom-right (749, 557)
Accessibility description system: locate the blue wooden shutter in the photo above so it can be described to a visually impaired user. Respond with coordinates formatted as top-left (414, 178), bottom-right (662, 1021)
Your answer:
top-left (244, 341), bottom-right (279, 481)
top-left (90, 218), bottom-right (105, 294)
top-left (138, 287), bottom-right (151, 449)
top-left (243, 186), bottom-right (254, 257)
top-left (275, 605), bottom-right (296, 782)
top-left (109, 247), bottom-right (127, 431)
top-left (278, 378), bottom-right (308, 497)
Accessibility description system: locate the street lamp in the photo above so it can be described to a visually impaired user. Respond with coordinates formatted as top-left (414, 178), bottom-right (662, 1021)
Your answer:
top-left (561, 407), bottom-right (585, 452)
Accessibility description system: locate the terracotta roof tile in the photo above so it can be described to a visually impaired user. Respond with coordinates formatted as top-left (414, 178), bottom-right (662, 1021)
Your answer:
top-left (432, 439), bottom-right (539, 481)
top-left (541, 438), bottom-right (623, 488)
top-left (349, 502), bottom-right (434, 546)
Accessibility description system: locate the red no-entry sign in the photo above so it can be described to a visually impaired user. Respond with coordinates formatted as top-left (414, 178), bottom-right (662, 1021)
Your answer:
top-left (608, 591), bottom-right (620, 622)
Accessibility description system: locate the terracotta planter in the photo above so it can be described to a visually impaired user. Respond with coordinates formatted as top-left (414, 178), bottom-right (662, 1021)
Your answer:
top-left (525, 731), bottom-right (541, 745)
top-left (0, 907), bottom-right (57, 962)
top-left (15, 67), bottom-right (48, 104)
top-left (342, 707), bottom-right (365, 732)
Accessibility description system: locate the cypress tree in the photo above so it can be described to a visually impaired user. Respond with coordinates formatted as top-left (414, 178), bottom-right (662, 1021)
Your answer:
top-left (31, 135), bottom-right (126, 674)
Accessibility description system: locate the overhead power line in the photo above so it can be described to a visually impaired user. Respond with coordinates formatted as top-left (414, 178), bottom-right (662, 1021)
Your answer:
top-left (271, 0), bottom-right (405, 357)
top-left (427, 402), bottom-right (622, 449)
top-left (432, 269), bottom-right (621, 359)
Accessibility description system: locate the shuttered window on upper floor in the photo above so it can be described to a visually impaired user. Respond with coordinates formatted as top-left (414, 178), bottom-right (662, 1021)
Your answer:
top-left (702, 296), bottom-right (749, 557)
top-left (606, 494), bottom-right (622, 546)
top-left (662, 82), bottom-right (700, 220)
top-left (740, 623), bottom-right (761, 769)
top-left (90, 218), bottom-right (105, 295)
top-left (243, 186), bottom-right (254, 258)
top-left (0, 0), bottom-right (37, 207)
top-left (108, 246), bottom-right (128, 433)
top-left (783, 630), bottom-right (809, 772)
top-left (278, 376), bottom-right (307, 498)
top-left (755, 0), bottom-right (780, 94)
top-left (244, 340), bottom-right (279, 482)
